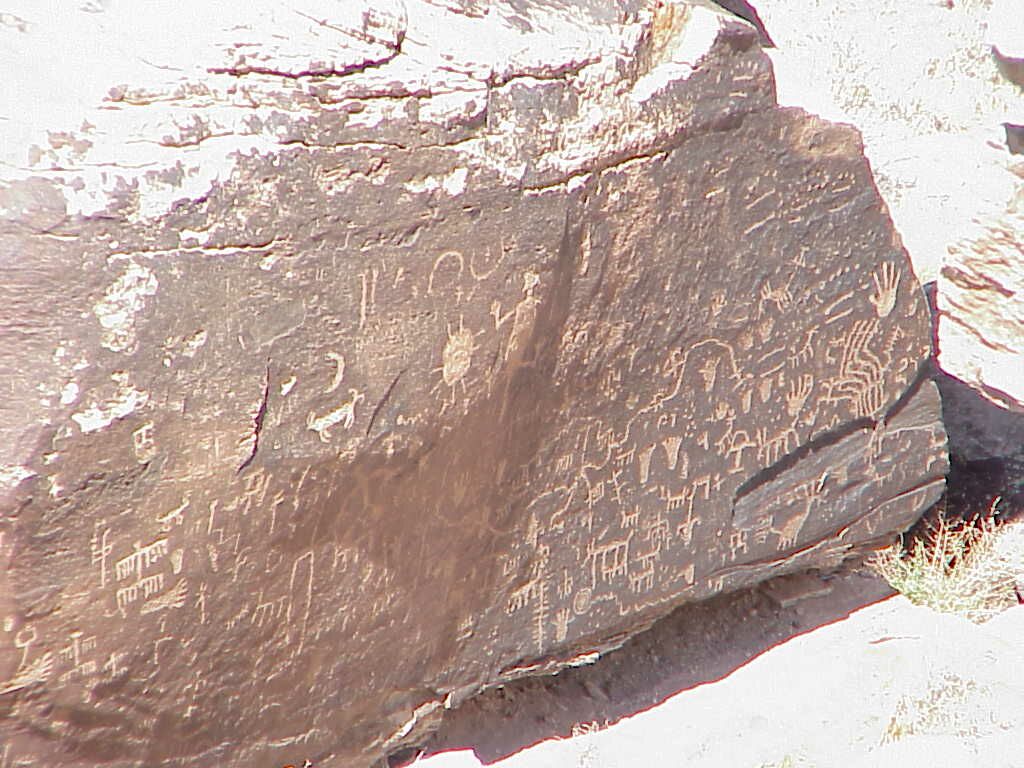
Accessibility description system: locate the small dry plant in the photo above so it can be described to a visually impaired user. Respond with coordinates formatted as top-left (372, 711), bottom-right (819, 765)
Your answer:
top-left (881, 671), bottom-right (986, 743)
top-left (868, 499), bottom-right (1023, 623)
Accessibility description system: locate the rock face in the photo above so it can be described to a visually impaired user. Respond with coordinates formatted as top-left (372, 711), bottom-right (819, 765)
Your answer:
top-left (0, 2), bottom-right (946, 766)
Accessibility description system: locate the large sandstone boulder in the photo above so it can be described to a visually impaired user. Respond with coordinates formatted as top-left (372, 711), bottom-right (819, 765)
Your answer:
top-left (0, 2), bottom-right (945, 766)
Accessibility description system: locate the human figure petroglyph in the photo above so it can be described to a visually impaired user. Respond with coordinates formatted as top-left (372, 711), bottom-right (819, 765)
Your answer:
top-left (645, 511), bottom-right (673, 554)
top-left (557, 568), bottom-right (574, 600)
top-left (102, 651), bottom-right (125, 679)
top-left (697, 356), bottom-right (720, 391)
top-left (236, 466), bottom-right (270, 517)
top-left (794, 327), bottom-right (818, 365)
top-left (307, 388), bottom-right (364, 442)
top-left (728, 529), bottom-right (748, 561)
top-left (715, 412), bottom-right (757, 471)
top-left (132, 420), bottom-right (156, 462)
top-left (358, 268), bottom-right (378, 330)
top-left (609, 468), bottom-right (628, 503)
top-left (90, 522), bottom-right (113, 588)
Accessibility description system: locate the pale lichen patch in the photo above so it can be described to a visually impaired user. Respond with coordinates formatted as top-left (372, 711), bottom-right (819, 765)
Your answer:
top-left (71, 371), bottom-right (149, 433)
top-left (0, 464), bottom-right (36, 491)
top-left (94, 260), bottom-right (157, 353)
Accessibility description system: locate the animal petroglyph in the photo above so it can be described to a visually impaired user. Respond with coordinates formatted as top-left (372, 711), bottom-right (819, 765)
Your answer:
top-left (307, 388), bottom-right (365, 442)
top-left (140, 579), bottom-right (188, 615)
top-left (586, 534), bottom-right (632, 588)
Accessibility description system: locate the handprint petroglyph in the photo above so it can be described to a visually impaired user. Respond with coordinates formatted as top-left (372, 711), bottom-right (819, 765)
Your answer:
top-left (869, 263), bottom-right (900, 318)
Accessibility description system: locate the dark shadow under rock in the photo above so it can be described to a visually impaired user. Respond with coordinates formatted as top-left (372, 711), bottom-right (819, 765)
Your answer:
top-left (416, 560), bottom-right (894, 765)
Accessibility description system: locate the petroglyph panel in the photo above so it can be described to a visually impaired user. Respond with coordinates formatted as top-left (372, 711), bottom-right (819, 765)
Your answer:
top-left (0, 5), bottom-right (945, 768)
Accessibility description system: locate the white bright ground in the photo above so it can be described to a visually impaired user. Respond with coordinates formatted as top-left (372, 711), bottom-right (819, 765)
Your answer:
top-left (418, 597), bottom-right (1024, 768)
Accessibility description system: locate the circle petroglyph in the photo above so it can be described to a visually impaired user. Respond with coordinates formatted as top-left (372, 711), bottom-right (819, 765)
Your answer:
top-left (572, 587), bottom-right (593, 615)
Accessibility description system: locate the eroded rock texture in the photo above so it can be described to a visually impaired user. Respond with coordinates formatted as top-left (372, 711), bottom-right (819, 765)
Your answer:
top-left (0, 2), bottom-right (945, 766)
top-left (937, 181), bottom-right (1024, 412)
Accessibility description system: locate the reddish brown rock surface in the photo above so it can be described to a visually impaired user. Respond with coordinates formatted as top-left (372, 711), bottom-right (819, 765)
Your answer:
top-left (0, 2), bottom-right (945, 766)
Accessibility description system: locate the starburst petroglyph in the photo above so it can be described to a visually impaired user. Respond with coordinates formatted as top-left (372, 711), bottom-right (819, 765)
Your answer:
top-left (869, 262), bottom-right (900, 318)
top-left (433, 316), bottom-right (477, 412)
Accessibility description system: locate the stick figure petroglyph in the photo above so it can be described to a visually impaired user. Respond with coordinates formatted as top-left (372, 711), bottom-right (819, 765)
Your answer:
top-left (758, 275), bottom-right (794, 314)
